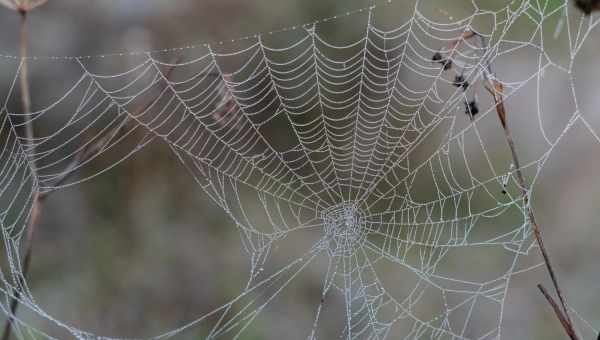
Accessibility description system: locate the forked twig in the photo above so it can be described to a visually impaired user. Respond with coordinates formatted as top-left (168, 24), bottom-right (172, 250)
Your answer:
top-left (484, 80), bottom-right (579, 340)
top-left (1, 6), bottom-right (36, 340)
top-left (538, 284), bottom-right (579, 339)
top-left (40, 57), bottom-right (181, 199)
top-left (0, 29), bottom-right (182, 337)
top-left (435, 28), bottom-right (579, 339)
top-left (469, 31), bottom-right (578, 339)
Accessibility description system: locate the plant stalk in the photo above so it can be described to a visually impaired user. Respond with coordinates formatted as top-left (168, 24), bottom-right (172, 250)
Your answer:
top-left (486, 80), bottom-right (578, 340)
top-left (1, 50), bottom-right (181, 339)
top-left (449, 29), bottom-right (577, 339)
top-left (1, 8), bottom-right (42, 340)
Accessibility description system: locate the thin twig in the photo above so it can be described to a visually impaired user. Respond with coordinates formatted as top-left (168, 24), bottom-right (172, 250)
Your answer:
top-left (2, 8), bottom-right (37, 340)
top-left (483, 68), bottom-right (579, 340)
top-left (538, 284), bottom-right (579, 340)
top-left (0, 37), bottom-right (181, 338)
top-left (442, 30), bottom-right (579, 339)
top-left (484, 79), bottom-right (578, 340)
top-left (39, 57), bottom-right (181, 199)
top-left (18, 11), bottom-right (33, 154)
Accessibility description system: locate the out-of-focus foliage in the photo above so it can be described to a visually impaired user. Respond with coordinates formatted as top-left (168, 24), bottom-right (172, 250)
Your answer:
top-left (0, 0), bottom-right (599, 339)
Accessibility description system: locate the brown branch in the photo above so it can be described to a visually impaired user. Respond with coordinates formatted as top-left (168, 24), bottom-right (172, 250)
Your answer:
top-left (443, 29), bottom-right (578, 339)
top-left (484, 80), bottom-right (579, 340)
top-left (1, 191), bottom-right (40, 340)
top-left (1, 8), bottom-right (37, 340)
top-left (1, 35), bottom-right (181, 338)
top-left (18, 12), bottom-right (33, 151)
top-left (538, 284), bottom-right (579, 340)
top-left (39, 57), bottom-right (181, 199)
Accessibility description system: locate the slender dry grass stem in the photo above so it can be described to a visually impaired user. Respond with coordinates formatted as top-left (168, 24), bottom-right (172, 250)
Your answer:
top-left (538, 284), bottom-right (579, 339)
top-left (18, 10), bottom-right (32, 152)
top-left (485, 81), bottom-right (578, 340)
top-left (438, 30), bottom-right (579, 339)
top-left (0, 47), bottom-right (181, 339)
top-left (1, 7), bottom-right (40, 340)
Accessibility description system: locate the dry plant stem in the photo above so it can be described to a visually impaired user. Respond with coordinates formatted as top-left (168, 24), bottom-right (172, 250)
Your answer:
top-left (1, 8), bottom-right (38, 340)
top-left (18, 10), bottom-right (33, 151)
top-left (538, 284), bottom-right (579, 340)
top-left (40, 57), bottom-right (182, 196)
top-left (1, 56), bottom-right (180, 340)
top-left (1, 192), bottom-right (39, 340)
top-left (445, 29), bottom-right (577, 339)
top-left (485, 81), bottom-right (578, 340)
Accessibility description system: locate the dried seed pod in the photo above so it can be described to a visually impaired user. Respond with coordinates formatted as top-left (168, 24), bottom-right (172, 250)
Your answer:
top-left (442, 59), bottom-right (452, 71)
top-left (453, 75), bottom-right (469, 90)
top-left (431, 51), bottom-right (452, 70)
top-left (0, 0), bottom-right (47, 11)
top-left (465, 100), bottom-right (479, 116)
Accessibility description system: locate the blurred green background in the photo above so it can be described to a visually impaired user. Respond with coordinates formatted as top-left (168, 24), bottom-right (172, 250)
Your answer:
top-left (1, 0), bottom-right (600, 339)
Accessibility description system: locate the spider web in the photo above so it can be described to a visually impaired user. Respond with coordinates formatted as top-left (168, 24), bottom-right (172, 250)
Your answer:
top-left (0, 0), bottom-right (599, 338)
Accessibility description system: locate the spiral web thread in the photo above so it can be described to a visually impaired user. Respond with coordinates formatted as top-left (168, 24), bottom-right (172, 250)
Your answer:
top-left (0, 0), bottom-right (600, 338)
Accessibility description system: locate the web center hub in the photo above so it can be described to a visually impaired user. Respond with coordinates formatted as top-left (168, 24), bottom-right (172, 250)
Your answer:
top-left (320, 203), bottom-right (367, 257)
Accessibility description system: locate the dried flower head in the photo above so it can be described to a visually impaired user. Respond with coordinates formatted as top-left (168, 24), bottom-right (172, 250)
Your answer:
top-left (213, 74), bottom-right (242, 130)
top-left (431, 51), bottom-right (452, 71)
top-left (0, 0), bottom-right (47, 12)
top-left (441, 59), bottom-right (452, 70)
top-left (465, 99), bottom-right (479, 116)
top-left (453, 75), bottom-right (469, 90)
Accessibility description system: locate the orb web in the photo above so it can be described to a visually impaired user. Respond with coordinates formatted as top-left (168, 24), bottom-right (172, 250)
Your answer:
top-left (0, 0), bottom-right (600, 339)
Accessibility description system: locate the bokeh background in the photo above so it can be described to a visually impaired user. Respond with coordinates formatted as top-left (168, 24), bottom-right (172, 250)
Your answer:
top-left (1, 0), bottom-right (600, 339)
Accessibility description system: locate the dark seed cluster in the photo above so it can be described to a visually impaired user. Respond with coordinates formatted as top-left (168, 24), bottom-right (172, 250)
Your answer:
top-left (432, 52), bottom-right (452, 70)
top-left (465, 100), bottom-right (479, 116)
top-left (453, 75), bottom-right (469, 90)
top-left (432, 51), bottom-right (478, 119)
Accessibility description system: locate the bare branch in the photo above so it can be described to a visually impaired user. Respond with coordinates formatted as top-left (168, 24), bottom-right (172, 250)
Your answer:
top-left (480, 46), bottom-right (579, 340)
top-left (538, 284), bottom-right (579, 340)
top-left (2, 9), bottom-right (36, 340)
top-left (439, 30), bottom-right (579, 340)
top-left (0, 38), bottom-right (182, 339)
top-left (39, 56), bottom-right (182, 199)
